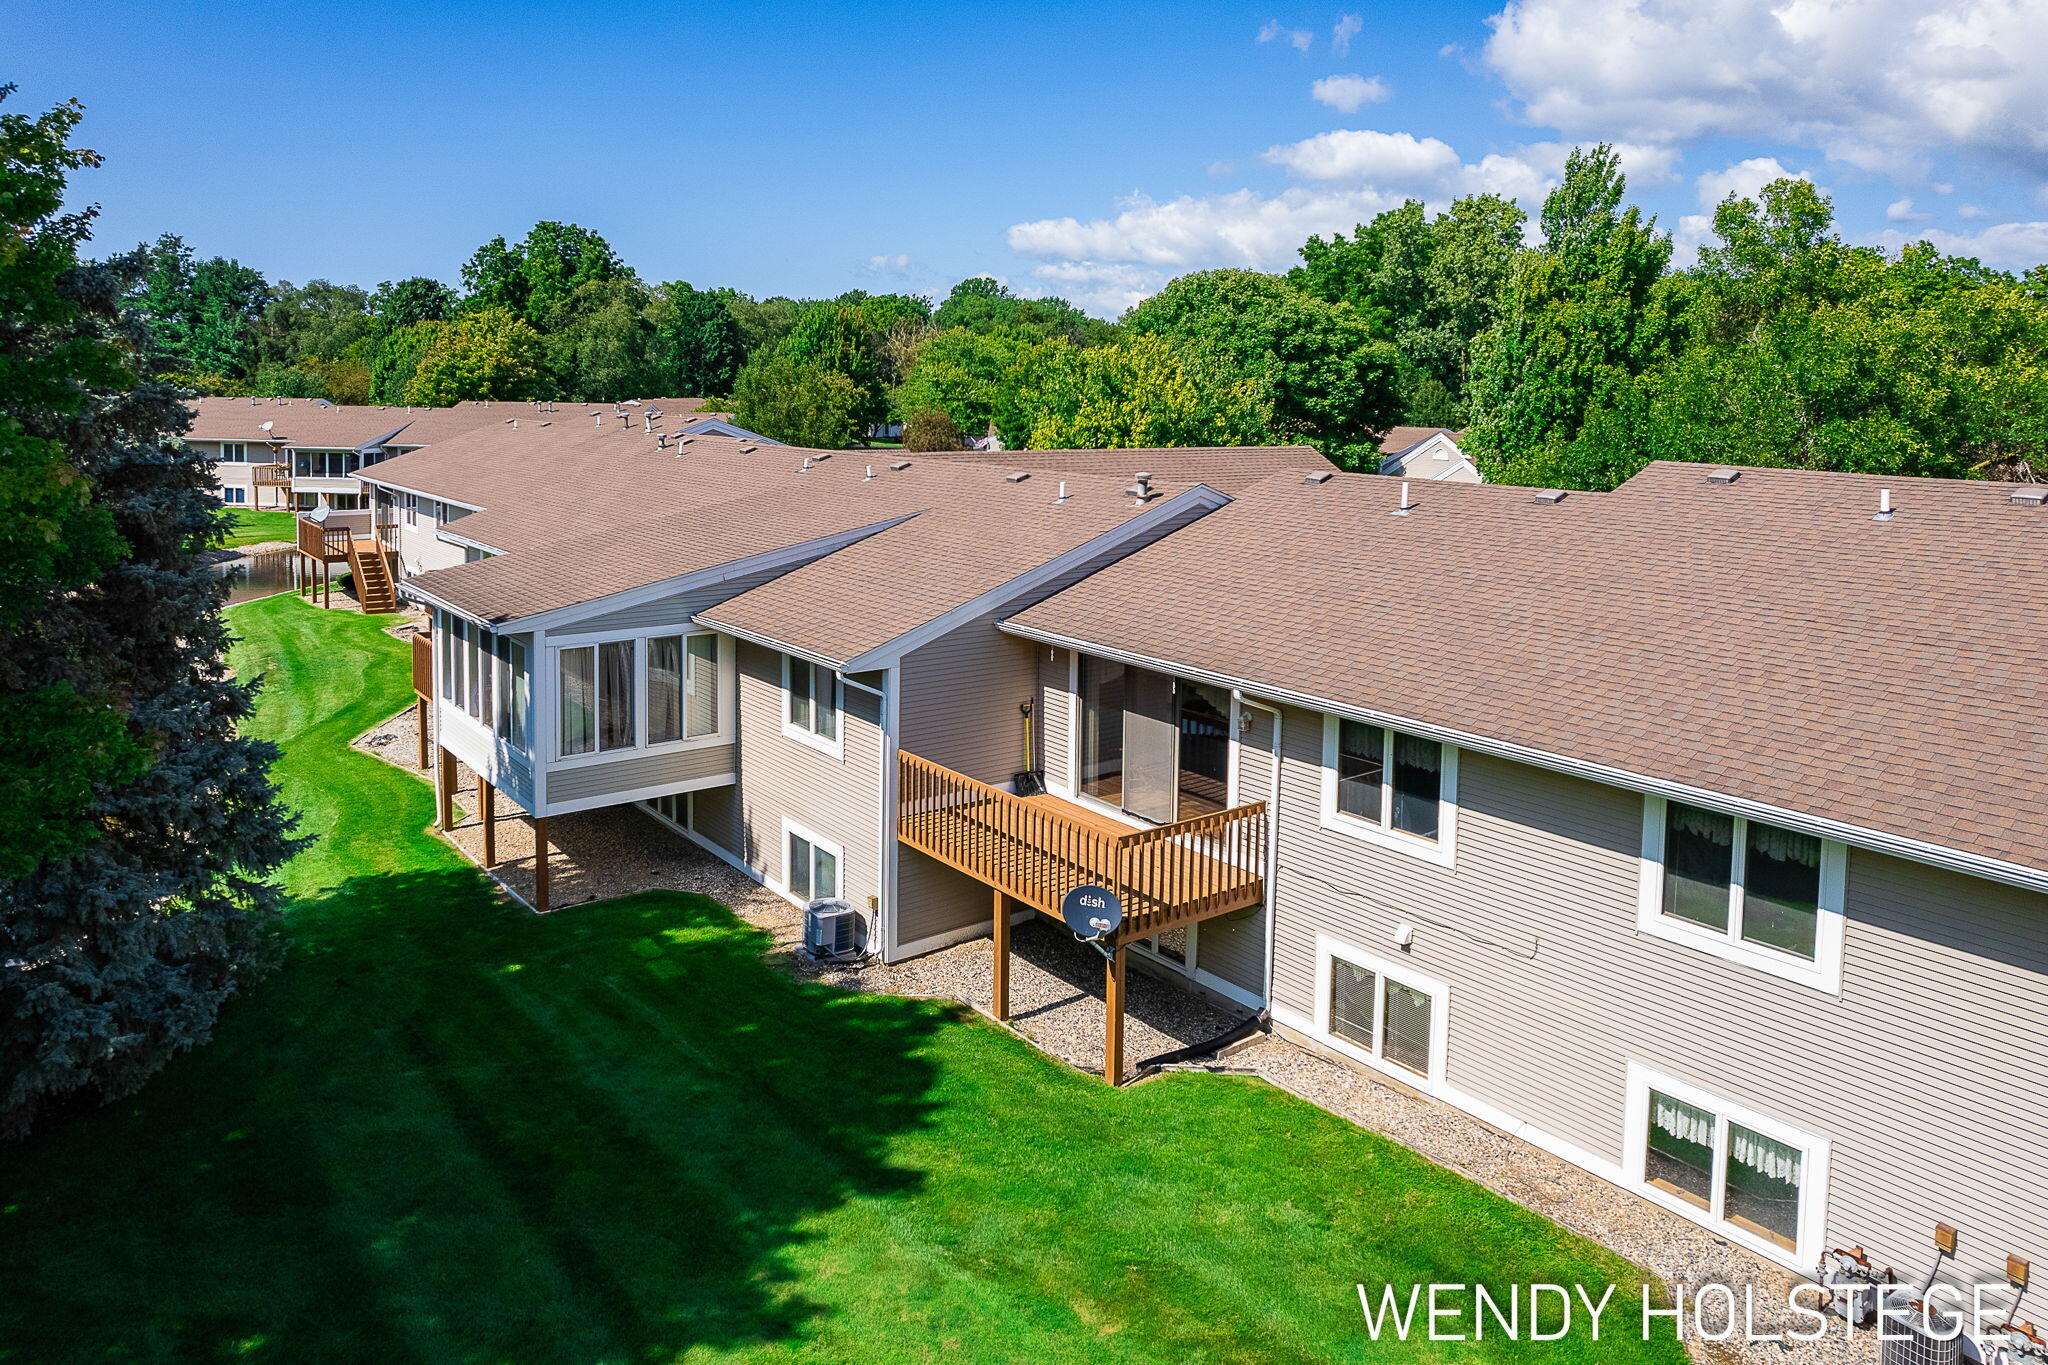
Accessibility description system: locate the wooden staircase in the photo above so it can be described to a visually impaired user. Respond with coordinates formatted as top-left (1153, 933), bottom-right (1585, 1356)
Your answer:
top-left (346, 537), bottom-right (398, 614)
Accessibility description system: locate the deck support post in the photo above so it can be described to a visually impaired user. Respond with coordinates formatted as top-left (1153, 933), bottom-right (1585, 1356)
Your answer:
top-left (532, 816), bottom-right (551, 912)
top-left (1104, 943), bottom-right (1127, 1085)
top-left (415, 695), bottom-right (430, 768)
top-left (479, 780), bottom-right (496, 867)
top-left (991, 889), bottom-right (1011, 1022)
top-left (437, 746), bottom-right (456, 831)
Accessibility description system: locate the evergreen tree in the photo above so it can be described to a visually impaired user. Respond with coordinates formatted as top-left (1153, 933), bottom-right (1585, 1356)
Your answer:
top-left (1, 89), bottom-right (301, 1138)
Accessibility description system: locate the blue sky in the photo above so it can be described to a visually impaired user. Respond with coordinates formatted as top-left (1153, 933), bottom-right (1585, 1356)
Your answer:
top-left (9, 0), bottom-right (2047, 314)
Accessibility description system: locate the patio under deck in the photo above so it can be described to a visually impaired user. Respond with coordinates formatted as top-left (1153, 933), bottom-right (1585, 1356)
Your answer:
top-left (897, 752), bottom-right (1268, 1082)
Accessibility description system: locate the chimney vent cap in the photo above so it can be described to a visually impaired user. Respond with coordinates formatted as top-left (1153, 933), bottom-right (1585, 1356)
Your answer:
top-left (1706, 468), bottom-right (1740, 484)
top-left (1303, 470), bottom-right (1334, 484)
top-left (2010, 487), bottom-right (2047, 506)
top-left (1004, 470), bottom-right (1030, 483)
top-left (1534, 488), bottom-right (1568, 504)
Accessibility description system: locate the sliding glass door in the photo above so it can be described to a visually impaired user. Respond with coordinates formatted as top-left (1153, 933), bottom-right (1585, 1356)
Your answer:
top-left (1077, 657), bottom-right (1234, 825)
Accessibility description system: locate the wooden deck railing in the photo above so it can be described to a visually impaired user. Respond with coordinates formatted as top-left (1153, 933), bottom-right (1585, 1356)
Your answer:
top-left (411, 629), bottom-right (433, 699)
top-left (897, 752), bottom-right (1266, 945)
top-left (295, 515), bottom-right (354, 561)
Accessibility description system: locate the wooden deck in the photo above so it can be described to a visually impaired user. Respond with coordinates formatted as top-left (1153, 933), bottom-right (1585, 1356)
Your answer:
top-left (898, 752), bottom-right (1267, 1083)
top-left (897, 753), bottom-right (1267, 948)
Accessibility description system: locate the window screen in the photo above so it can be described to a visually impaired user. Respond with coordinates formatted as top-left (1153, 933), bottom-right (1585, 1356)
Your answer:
top-left (1380, 979), bottom-right (1433, 1075)
top-left (1329, 959), bottom-right (1377, 1051)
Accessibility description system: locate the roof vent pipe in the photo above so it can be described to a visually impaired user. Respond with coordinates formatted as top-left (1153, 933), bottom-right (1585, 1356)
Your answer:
top-left (799, 456), bottom-right (813, 473)
top-left (1873, 488), bottom-right (1895, 522)
top-left (644, 412), bottom-right (654, 432)
top-left (1392, 481), bottom-right (1414, 516)
top-left (1126, 471), bottom-right (1156, 501)
top-left (863, 464), bottom-right (874, 481)
top-left (593, 413), bottom-right (602, 428)
top-left (1055, 480), bottom-right (1069, 503)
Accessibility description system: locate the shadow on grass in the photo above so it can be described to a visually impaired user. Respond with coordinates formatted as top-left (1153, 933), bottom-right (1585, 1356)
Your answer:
top-left (0, 873), bottom-right (949, 1364)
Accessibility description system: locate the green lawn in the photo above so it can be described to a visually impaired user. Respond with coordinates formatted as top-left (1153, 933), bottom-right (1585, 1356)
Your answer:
top-left (0, 594), bottom-right (1684, 1365)
top-left (222, 506), bottom-right (299, 548)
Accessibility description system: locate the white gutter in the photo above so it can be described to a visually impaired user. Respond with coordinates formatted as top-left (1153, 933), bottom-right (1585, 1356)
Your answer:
top-left (1002, 622), bottom-right (2048, 898)
top-left (355, 471), bottom-right (489, 513)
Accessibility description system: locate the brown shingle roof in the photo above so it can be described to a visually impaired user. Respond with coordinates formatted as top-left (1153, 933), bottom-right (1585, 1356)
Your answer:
top-left (1006, 462), bottom-right (2048, 880)
top-left (1378, 426), bottom-right (1462, 456)
top-left (906, 444), bottom-right (1333, 494)
top-left (381, 427), bottom-right (1205, 639)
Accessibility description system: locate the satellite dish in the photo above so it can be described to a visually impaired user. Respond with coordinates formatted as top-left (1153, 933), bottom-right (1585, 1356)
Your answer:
top-left (1060, 884), bottom-right (1123, 940)
top-left (307, 505), bottom-right (330, 525)
top-left (259, 420), bottom-right (274, 432)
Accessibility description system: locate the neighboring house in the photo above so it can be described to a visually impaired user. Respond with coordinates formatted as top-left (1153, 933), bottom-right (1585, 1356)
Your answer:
top-left (1001, 464), bottom-right (2048, 1291)
top-left (1378, 426), bottom-right (1478, 483)
top-left (185, 397), bottom-right (515, 511)
top-left (361, 434), bottom-right (1274, 986)
top-left (185, 396), bottom-right (769, 514)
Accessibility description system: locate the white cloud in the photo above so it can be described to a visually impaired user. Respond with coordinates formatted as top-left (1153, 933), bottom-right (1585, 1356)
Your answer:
top-left (1009, 186), bottom-right (1409, 271)
top-left (1332, 13), bottom-right (1363, 56)
top-left (1870, 220), bottom-right (2048, 270)
top-left (1483, 0), bottom-right (2048, 177)
top-left (1262, 128), bottom-right (1676, 199)
top-left (1311, 73), bottom-right (1392, 113)
top-left (1694, 156), bottom-right (1807, 209)
top-left (1007, 130), bottom-right (1687, 300)
top-left (1886, 197), bottom-right (1933, 223)
top-left (1258, 19), bottom-right (1313, 51)
top-left (1960, 203), bottom-right (1990, 220)
top-left (1025, 261), bottom-right (1167, 316)
top-left (1266, 129), bottom-right (1462, 185)
top-left (864, 253), bottom-right (912, 272)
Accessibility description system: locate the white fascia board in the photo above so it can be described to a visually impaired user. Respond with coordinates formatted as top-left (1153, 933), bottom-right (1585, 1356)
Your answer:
top-left (400, 581), bottom-right (493, 628)
top-left (433, 527), bottom-right (505, 554)
top-left (834, 484), bottom-right (1231, 673)
top-left (997, 621), bottom-right (2048, 898)
top-left (503, 512), bottom-right (921, 637)
top-left (353, 472), bottom-right (489, 513)
top-left (690, 618), bottom-right (848, 672)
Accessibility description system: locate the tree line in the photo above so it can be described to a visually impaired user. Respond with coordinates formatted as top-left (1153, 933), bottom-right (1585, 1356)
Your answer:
top-left (139, 147), bottom-right (2048, 485)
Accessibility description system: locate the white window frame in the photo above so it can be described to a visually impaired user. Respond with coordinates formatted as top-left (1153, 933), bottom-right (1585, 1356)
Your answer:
top-left (1636, 796), bottom-right (1847, 993)
top-left (1623, 1062), bottom-right (1829, 1270)
top-left (219, 442), bottom-right (248, 463)
top-left (779, 817), bottom-right (844, 907)
top-left (402, 492), bottom-right (418, 527)
top-left (1318, 713), bottom-right (1459, 868)
top-left (1310, 933), bottom-right (1450, 1092)
top-left (781, 653), bottom-right (844, 759)
top-left (546, 627), bottom-right (733, 769)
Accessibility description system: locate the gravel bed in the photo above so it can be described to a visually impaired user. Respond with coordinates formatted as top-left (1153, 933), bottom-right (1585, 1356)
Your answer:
top-left (351, 708), bottom-right (1873, 1363)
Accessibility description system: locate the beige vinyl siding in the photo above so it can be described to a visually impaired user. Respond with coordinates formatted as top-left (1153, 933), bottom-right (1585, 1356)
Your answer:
top-left (567, 565), bottom-right (796, 636)
top-left (689, 785), bottom-right (749, 861)
top-left (898, 498), bottom-right (1218, 786)
top-left (1192, 703), bottom-right (1277, 999)
top-left (545, 743), bottom-right (736, 807)
top-left (897, 847), bottom-right (996, 950)
top-left (1037, 645), bottom-right (1071, 787)
top-left (1262, 701), bottom-right (2048, 1285)
top-left (726, 641), bottom-right (883, 911)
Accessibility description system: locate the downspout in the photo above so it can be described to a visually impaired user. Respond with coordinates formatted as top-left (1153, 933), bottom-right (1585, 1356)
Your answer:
top-left (1233, 690), bottom-right (1284, 1012)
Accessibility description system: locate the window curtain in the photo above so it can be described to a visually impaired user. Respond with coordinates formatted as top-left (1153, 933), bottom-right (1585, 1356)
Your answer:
top-left (559, 648), bottom-right (595, 757)
top-left (685, 635), bottom-right (718, 738)
top-left (1652, 1093), bottom-right (1715, 1146)
top-left (646, 636), bottom-right (683, 745)
top-left (598, 640), bottom-right (635, 751)
top-left (1731, 1127), bottom-right (1801, 1183)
